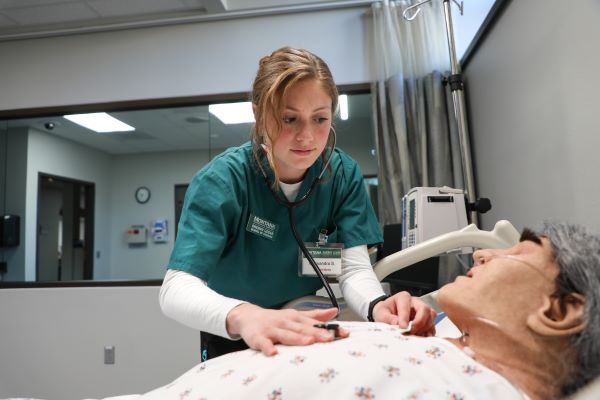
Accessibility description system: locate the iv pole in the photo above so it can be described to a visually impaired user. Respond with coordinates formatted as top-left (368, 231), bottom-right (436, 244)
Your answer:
top-left (403, 0), bottom-right (490, 225)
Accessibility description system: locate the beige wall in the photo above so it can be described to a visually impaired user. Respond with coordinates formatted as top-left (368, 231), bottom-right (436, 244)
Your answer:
top-left (0, 286), bottom-right (199, 400)
top-left (465, 0), bottom-right (600, 233)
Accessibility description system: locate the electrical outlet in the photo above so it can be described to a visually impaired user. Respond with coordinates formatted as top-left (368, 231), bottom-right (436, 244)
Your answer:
top-left (104, 346), bottom-right (115, 364)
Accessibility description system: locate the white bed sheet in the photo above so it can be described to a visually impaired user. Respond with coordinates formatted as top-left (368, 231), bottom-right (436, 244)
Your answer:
top-left (137, 321), bottom-right (523, 400)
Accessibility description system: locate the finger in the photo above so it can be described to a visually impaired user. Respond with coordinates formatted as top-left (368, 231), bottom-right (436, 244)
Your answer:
top-left (426, 326), bottom-right (436, 337)
top-left (301, 307), bottom-right (339, 321)
top-left (290, 322), bottom-right (336, 342)
top-left (315, 326), bottom-right (350, 340)
top-left (312, 323), bottom-right (351, 339)
top-left (410, 301), bottom-right (436, 333)
top-left (267, 313), bottom-right (337, 345)
top-left (254, 336), bottom-right (278, 357)
top-left (421, 309), bottom-right (437, 335)
top-left (374, 305), bottom-right (398, 326)
top-left (416, 325), bottom-right (436, 337)
top-left (335, 326), bottom-right (351, 338)
top-left (391, 292), bottom-right (412, 328)
top-left (314, 330), bottom-right (335, 342)
top-left (276, 327), bottom-right (324, 347)
top-left (409, 302), bottom-right (427, 331)
top-left (430, 309), bottom-right (438, 329)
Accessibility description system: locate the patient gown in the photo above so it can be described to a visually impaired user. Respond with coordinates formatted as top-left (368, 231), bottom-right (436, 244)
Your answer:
top-left (141, 322), bottom-right (524, 400)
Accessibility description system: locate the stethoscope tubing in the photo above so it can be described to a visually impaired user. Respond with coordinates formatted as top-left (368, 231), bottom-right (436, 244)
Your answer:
top-left (259, 132), bottom-right (340, 316)
top-left (288, 206), bottom-right (340, 314)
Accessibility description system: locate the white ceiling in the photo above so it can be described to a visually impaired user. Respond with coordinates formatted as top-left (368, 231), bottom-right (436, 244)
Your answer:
top-left (0, 0), bottom-right (359, 40)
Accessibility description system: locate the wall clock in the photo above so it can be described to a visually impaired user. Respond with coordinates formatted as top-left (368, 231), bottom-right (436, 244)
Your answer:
top-left (135, 186), bottom-right (151, 204)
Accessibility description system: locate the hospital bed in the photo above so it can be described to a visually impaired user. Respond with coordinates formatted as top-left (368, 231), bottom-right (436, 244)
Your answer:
top-left (286, 219), bottom-right (521, 328)
top-left (7, 220), bottom-right (600, 400)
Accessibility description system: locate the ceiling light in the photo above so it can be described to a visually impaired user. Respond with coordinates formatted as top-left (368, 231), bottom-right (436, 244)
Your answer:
top-left (339, 95), bottom-right (348, 120)
top-left (63, 112), bottom-right (135, 133)
top-left (209, 102), bottom-right (255, 124)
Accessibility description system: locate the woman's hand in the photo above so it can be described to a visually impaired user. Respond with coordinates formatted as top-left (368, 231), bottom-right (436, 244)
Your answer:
top-left (372, 291), bottom-right (437, 336)
top-left (226, 304), bottom-right (349, 356)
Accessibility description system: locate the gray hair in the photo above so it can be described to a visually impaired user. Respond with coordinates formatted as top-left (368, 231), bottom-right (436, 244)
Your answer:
top-left (538, 221), bottom-right (600, 396)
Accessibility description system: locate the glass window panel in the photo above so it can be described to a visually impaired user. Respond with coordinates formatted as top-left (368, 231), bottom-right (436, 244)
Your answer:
top-left (0, 91), bottom-right (376, 283)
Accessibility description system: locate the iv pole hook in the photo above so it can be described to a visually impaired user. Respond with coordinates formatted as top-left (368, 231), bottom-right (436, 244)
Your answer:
top-left (452, 0), bottom-right (464, 16)
top-left (402, 0), bottom-right (464, 21)
top-left (402, 0), bottom-right (433, 21)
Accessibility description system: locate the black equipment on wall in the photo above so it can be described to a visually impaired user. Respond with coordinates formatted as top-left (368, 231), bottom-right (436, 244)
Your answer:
top-left (0, 215), bottom-right (20, 247)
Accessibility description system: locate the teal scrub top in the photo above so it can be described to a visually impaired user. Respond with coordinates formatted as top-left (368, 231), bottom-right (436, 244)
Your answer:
top-left (168, 141), bottom-right (383, 308)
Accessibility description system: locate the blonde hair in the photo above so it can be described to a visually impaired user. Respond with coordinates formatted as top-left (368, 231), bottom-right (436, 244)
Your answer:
top-left (251, 46), bottom-right (338, 186)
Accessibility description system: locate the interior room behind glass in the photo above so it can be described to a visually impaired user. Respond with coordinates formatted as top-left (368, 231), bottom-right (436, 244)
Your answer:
top-left (0, 93), bottom-right (376, 282)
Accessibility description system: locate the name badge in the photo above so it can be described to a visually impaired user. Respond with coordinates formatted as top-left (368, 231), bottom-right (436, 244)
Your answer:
top-left (299, 243), bottom-right (343, 277)
top-left (246, 213), bottom-right (279, 241)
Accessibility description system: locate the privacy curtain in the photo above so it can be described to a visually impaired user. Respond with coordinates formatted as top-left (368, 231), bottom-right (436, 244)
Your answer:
top-left (368, 0), bottom-right (465, 227)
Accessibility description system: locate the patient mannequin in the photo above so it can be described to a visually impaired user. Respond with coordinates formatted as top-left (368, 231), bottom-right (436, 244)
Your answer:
top-left (438, 223), bottom-right (599, 399)
top-left (139, 222), bottom-right (599, 400)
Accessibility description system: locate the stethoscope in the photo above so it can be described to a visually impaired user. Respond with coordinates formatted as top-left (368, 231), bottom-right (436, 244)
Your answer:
top-left (256, 130), bottom-right (340, 316)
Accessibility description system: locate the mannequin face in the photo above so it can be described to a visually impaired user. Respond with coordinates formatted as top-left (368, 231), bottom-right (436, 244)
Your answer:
top-left (268, 79), bottom-right (332, 183)
top-left (438, 234), bottom-right (560, 326)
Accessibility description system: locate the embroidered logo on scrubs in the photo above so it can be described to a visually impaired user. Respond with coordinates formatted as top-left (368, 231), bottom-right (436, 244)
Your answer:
top-left (246, 213), bottom-right (279, 241)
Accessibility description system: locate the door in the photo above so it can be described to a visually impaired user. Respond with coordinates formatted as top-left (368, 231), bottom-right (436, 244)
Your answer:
top-left (37, 184), bottom-right (62, 280)
top-left (37, 174), bottom-right (95, 281)
top-left (174, 184), bottom-right (189, 240)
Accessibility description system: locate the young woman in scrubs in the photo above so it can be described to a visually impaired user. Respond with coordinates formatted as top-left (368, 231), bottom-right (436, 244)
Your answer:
top-left (160, 47), bottom-right (436, 359)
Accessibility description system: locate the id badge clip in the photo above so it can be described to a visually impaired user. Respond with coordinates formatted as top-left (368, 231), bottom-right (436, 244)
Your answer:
top-left (299, 229), bottom-right (343, 277)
